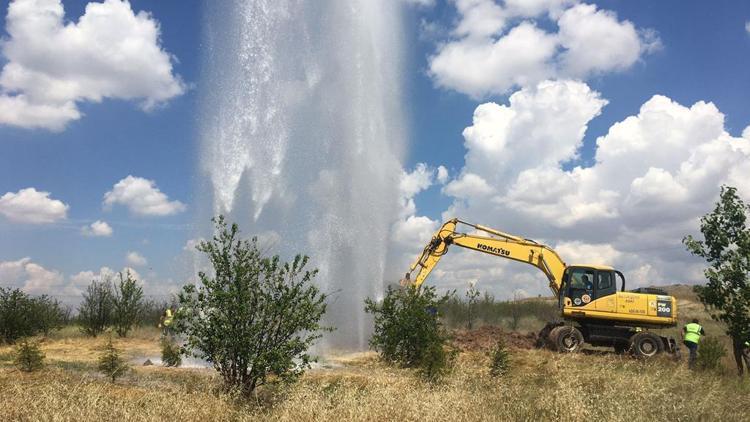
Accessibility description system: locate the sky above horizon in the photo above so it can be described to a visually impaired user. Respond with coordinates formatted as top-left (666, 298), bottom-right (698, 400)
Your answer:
top-left (2, 0), bottom-right (750, 303)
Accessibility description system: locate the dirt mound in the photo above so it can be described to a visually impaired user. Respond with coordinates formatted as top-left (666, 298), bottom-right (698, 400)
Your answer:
top-left (451, 325), bottom-right (537, 351)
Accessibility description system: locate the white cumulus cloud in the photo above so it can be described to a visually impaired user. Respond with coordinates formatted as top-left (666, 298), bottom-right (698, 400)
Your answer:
top-left (125, 251), bottom-right (147, 267)
top-left (81, 220), bottom-right (113, 237)
top-left (428, 1), bottom-right (659, 98)
top-left (399, 80), bottom-right (750, 298)
top-left (0, 0), bottom-right (185, 131)
top-left (402, 0), bottom-right (435, 7)
top-left (436, 166), bottom-right (449, 184)
top-left (0, 187), bottom-right (68, 223)
top-left (0, 257), bottom-right (65, 295)
top-left (104, 175), bottom-right (186, 217)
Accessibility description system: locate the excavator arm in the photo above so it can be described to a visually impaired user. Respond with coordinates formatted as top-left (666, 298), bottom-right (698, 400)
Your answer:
top-left (404, 218), bottom-right (567, 295)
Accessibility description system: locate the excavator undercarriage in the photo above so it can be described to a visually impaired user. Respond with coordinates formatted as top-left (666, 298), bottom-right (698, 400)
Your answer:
top-left (536, 320), bottom-right (679, 358)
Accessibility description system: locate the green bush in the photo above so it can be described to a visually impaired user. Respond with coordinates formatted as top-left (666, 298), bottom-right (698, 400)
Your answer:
top-left (419, 340), bottom-right (457, 383)
top-left (112, 271), bottom-right (144, 337)
top-left (365, 284), bottom-right (453, 369)
top-left (14, 338), bottom-right (45, 372)
top-left (98, 337), bottom-right (129, 383)
top-left (79, 279), bottom-right (114, 337)
top-left (696, 336), bottom-right (727, 372)
top-left (177, 216), bottom-right (330, 395)
top-left (161, 337), bottom-right (182, 367)
top-left (489, 338), bottom-right (510, 377)
top-left (0, 288), bottom-right (68, 344)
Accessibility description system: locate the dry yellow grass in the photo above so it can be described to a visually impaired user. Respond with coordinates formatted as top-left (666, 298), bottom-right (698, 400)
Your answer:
top-left (1, 333), bottom-right (748, 422)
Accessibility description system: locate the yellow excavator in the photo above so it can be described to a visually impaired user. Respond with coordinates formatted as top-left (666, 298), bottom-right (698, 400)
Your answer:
top-left (403, 218), bottom-right (679, 357)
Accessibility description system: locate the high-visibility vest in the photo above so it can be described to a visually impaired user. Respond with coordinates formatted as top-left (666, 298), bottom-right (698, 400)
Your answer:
top-left (684, 323), bottom-right (702, 344)
top-left (164, 309), bottom-right (174, 326)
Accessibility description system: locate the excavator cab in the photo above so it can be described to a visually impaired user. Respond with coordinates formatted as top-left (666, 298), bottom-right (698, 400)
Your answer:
top-left (560, 266), bottom-right (624, 308)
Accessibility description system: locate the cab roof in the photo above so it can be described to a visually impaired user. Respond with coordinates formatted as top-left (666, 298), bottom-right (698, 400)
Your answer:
top-left (569, 264), bottom-right (615, 271)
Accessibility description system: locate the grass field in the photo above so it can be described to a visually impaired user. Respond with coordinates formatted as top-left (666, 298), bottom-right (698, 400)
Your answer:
top-left (1, 286), bottom-right (747, 421)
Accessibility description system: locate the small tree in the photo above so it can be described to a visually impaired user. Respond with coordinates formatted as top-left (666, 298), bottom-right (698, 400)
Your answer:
top-left (0, 289), bottom-right (68, 343)
top-left (696, 337), bottom-right (727, 373)
top-left (112, 271), bottom-right (144, 337)
top-left (32, 296), bottom-right (68, 336)
top-left (161, 337), bottom-right (182, 367)
top-left (365, 284), bottom-right (453, 368)
top-left (684, 186), bottom-right (750, 375)
top-left (507, 293), bottom-right (523, 331)
top-left (489, 338), bottom-right (510, 377)
top-left (466, 281), bottom-right (480, 330)
top-left (0, 288), bottom-right (37, 344)
top-left (177, 216), bottom-right (330, 395)
top-left (78, 279), bottom-right (114, 337)
top-left (14, 338), bottom-right (45, 372)
top-left (98, 337), bottom-right (129, 383)
top-left (419, 338), bottom-right (457, 383)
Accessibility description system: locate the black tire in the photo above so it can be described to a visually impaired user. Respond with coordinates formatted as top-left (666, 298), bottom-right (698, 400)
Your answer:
top-left (536, 322), bottom-right (561, 349)
top-left (547, 326), bottom-right (565, 350)
top-left (630, 332), bottom-right (664, 358)
top-left (555, 326), bottom-right (584, 353)
top-left (613, 342), bottom-right (629, 355)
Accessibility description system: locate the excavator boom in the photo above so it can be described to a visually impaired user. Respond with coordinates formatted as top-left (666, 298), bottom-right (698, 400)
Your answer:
top-left (405, 219), bottom-right (567, 295)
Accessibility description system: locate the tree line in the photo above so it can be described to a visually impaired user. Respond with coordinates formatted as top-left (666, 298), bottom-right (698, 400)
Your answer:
top-left (0, 271), bottom-right (172, 344)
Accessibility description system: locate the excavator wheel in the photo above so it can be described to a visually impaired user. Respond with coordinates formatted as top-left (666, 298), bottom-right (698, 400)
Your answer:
top-left (554, 326), bottom-right (584, 353)
top-left (630, 332), bottom-right (664, 358)
top-left (537, 322), bottom-right (563, 349)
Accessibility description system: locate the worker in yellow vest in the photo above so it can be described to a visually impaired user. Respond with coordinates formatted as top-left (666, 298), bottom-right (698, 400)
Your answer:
top-left (159, 308), bottom-right (174, 336)
top-left (683, 318), bottom-right (705, 369)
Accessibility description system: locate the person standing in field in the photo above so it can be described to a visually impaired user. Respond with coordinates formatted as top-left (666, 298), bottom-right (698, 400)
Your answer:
top-left (735, 338), bottom-right (750, 376)
top-left (159, 307), bottom-right (174, 336)
top-left (683, 318), bottom-right (705, 369)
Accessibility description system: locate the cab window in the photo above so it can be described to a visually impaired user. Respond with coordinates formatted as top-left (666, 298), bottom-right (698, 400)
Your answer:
top-left (567, 268), bottom-right (595, 306)
top-left (598, 272), bottom-right (613, 290)
top-left (594, 270), bottom-right (617, 299)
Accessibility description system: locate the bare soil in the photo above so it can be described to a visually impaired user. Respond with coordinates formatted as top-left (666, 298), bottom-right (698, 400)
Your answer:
top-left (451, 326), bottom-right (537, 352)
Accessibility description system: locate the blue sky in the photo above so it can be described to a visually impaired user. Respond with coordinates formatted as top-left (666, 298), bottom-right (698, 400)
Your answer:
top-left (1, 0), bottom-right (750, 300)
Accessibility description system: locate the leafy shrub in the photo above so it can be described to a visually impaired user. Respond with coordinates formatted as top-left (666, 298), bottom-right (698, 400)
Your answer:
top-left (98, 337), bottom-right (129, 383)
top-left (112, 271), bottom-right (144, 337)
top-left (489, 338), bottom-right (510, 377)
top-left (177, 216), bottom-right (330, 395)
top-left (419, 340), bottom-right (457, 383)
top-left (161, 337), bottom-right (182, 367)
top-left (33, 296), bottom-right (69, 336)
top-left (0, 288), bottom-right (68, 344)
top-left (14, 339), bottom-right (45, 372)
top-left (696, 336), bottom-right (727, 372)
top-left (78, 279), bottom-right (114, 337)
top-left (466, 283), bottom-right (480, 330)
top-left (365, 284), bottom-right (453, 369)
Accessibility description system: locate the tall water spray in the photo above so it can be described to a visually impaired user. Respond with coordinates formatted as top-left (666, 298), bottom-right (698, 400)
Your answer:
top-left (198, 1), bottom-right (406, 349)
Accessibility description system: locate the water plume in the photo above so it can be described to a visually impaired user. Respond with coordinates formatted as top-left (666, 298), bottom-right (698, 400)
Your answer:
top-left (198, 0), bottom-right (407, 349)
